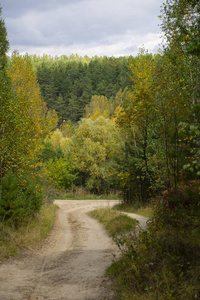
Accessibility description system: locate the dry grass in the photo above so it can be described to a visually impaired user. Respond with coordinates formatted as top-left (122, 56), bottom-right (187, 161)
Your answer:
top-left (0, 203), bottom-right (57, 261)
top-left (89, 208), bottom-right (138, 237)
top-left (114, 203), bottom-right (154, 218)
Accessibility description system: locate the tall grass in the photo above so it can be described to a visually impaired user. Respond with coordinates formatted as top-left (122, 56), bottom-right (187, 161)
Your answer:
top-left (114, 202), bottom-right (154, 218)
top-left (56, 186), bottom-right (122, 200)
top-left (0, 204), bottom-right (57, 261)
top-left (89, 208), bottom-right (138, 238)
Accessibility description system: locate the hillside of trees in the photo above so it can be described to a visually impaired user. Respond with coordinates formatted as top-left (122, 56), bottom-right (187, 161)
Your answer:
top-left (1, 0), bottom-right (200, 298)
top-left (30, 54), bottom-right (132, 123)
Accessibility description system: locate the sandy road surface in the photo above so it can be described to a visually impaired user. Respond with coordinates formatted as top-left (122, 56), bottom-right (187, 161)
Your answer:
top-left (0, 200), bottom-right (121, 300)
top-left (0, 200), bottom-right (149, 300)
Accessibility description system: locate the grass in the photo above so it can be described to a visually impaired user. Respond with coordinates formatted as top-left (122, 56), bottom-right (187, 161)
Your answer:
top-left (56, 186), bottom-right (122, 200)
top-left (59, 193), bottom-right (121, 200)
top-left (0, 203), bottom-right (57, 261)
top-left (89, 192), bottom-right (200, 299)
top-left (89, 208), bottom-right (138, 238)
top-left (113, 203), bottom-right (154, 218)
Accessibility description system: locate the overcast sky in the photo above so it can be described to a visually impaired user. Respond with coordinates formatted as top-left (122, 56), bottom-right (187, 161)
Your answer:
top-left (0, 0), bottom-right (164, 57)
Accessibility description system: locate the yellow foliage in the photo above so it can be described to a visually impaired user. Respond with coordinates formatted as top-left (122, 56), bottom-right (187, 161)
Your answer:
top-left (1, 53), bottom-right (58, 176)
top-left (85, 95), bottom-right (110, 120)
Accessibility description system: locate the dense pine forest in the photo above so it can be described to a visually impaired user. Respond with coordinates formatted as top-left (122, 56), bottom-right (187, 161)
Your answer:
top-left (1, 0), bottom-right (200, 298)
top-left (31, 54), bottom-right (132, 123)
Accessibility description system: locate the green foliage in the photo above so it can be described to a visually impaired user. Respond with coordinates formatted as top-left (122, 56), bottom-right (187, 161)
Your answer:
top-left (85, 95), bottom-right (110, 119)
top-left (89, 208), bottom-right (138, 238)
top-left (0, 7), bottom-right (9, 63)
top-left (71, 116), bottom-right (123, 193)
top-left (104, 3), bottom-right (200, 298)
top-left (46, 158), bottom-right (76, 190)
top-left (0, 170), bottom-right (43, 226)
top-left (115, 50), bottom-right (159, 203)
top-left (39, 141), bottom-right (64, 162)
top-left (31, 55), bottom-right (131, 122)
top-left (106, 182), bottom-right (200, 299)
top-left (161, 0), bottom-right (200, 56)
top-left (0, 7), bottom-right (12, 182)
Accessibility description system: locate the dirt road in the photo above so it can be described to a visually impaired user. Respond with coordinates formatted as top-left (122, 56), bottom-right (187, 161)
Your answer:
top-left (0, 200), bottom-right (149, 300)
top-left (0, 200), bottom-right (121, 300)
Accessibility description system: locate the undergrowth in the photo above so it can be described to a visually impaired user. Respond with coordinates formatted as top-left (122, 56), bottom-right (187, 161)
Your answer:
top-left (0, 203), bottom-right (57, 261)
top-left (106, 182), bottom-right (200, 299)
top-left (114, 202), bottom-right (154, 218)
top-left (56, 186), bottom-right (122, 200)
top-left (89, 208), bottom-right (138, 238)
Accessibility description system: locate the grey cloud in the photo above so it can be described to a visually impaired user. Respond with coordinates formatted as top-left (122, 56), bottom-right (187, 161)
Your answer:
top-left (1, 0), bottom-right (162, 56)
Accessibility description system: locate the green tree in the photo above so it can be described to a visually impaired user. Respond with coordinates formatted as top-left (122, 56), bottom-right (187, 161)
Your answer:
top-left (0, 170), bottom-right (43, 226)
top-left (46, 158), bottom-right (76, 190)
top-left (0, 8), bottom-right (13, 181)
top-left (161, 0), bottom-right (200, 56)
top-left (160, 0), bottom-right (200, 186)
top-left (115, 51), bottom-right (158, 203)
top-left (71, 117), bottom-right (122, 193)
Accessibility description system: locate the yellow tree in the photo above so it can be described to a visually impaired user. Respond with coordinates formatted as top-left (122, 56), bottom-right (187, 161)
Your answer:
top-left (114, 50), bottom-right (159, 203)
top-left (85, 95), bottom-right (110, 120)
top-left (71, 117), bottom-right (123, 193)
top-left (120, 51), bottom-right (157, 175)
top-left (5, 52), bottom-right (58, 175)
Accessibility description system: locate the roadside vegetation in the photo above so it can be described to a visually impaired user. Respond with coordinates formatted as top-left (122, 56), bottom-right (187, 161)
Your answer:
top-left (0, 204), bottom-right (57, 261)
top-left (106, 184), bottom-right (200, 299)
top-left (113, 202), bottom-right (154, 218)
top-left (89, 208), bottom-right (138, 238)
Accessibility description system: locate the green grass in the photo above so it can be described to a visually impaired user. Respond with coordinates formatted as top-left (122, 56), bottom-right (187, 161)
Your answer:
top-left (58, 193), bottom-right (121, 200)
top-left (89, 208), bottom-right (138, 238)
top-left (113, 203), bottom-right (154, 218)
top-left (0, 203), bottom-right (57, 261)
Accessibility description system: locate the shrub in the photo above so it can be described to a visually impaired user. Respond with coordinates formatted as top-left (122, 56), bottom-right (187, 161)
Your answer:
top-left (0, 170), bottom-right (43, 226)
top-left (46, 158), bottom-right (76, 190)
top-left (38, 141), bottom-right (64, 162)
top-left (107, 183), bottom-right (200, 299)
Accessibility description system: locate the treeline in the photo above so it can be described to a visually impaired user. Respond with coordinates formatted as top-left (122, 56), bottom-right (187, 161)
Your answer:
top-left (30, 54), bottom-right (132, 123)
top-left (40, 42), bottom-right (200, 203)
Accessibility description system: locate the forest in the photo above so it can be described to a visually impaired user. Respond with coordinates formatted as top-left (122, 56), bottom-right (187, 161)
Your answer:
top-left (0, 0), bottom-right (200, 298)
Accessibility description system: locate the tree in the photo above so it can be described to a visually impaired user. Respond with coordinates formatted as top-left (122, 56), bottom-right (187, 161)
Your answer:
top-left (160, 0), bottom-right (200, 186)
top-left (46, 158), bottom-right (76, 190)
top-left (0, 7), bottom-right (13, 181)
top-left (85, 95), bottom-right (110, 120)
top-left (71, 117), bottom-right (123, 193)
top-left (161, 0), bottom-right (200, 56)
top-left (3, 53), bottom-right (58, 176)
top-left (115, 50), bottom-right (158, 203)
